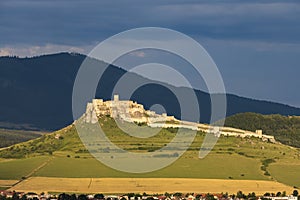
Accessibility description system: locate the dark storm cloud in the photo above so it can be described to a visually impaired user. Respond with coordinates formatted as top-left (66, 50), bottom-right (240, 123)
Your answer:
top-left (1, 0), bottom-right (300, 107)
top-left (1, 0), bottom-right (300, 46)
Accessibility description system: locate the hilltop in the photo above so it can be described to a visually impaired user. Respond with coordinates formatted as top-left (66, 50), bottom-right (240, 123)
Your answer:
top-left (0, 115), bottom-right (300, 191)
top-left (0, 99), bottom-right (300, 192)
top-left (1, 53), bottom-right (300, 131)
top-left (85, 95), bottom-right (275, 143)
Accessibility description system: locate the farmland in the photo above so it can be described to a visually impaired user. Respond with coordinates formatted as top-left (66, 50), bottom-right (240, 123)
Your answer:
top-left (0, 156), bottom-right (49, 179)
top-left (33, 153), bottom-right (264, 180)
top-left (0, 116), bottom-right (300, 192)
top-left (9, 177), bottom-right (294, 195)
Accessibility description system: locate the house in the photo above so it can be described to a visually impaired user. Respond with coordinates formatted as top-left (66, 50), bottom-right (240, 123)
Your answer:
top-left (263, 196), bottom-right (298, 200)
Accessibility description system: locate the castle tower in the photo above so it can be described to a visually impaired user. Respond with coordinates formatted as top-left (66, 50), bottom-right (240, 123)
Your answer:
top-left (85, 103), bottom-right (93, 123)
top-left (114, 94), bottom-right (119, 101)
top-left (91, 109), bottom-right (98, 124)
top-left (255, 130), bottom-right (263, 137)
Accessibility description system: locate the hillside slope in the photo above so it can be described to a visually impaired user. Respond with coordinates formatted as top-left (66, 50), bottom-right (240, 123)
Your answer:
top-left (0, 129), bottom-right (44, 148)
top-left (225, 112), bottom-right (300, 148)
top-left (0, 116), bottom-right (300, 188)
top-left (1, 53), bottom-right (300, 130)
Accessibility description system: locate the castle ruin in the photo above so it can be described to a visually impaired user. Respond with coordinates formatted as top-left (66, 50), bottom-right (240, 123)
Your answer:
top-left (84, 95), bottom-right (276, 143)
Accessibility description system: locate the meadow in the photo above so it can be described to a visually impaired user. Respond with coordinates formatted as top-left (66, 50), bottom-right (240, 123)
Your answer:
top-left (33, 152), bottom-right (264, 180)
top-left (0, 116), bottom-right (300, 193)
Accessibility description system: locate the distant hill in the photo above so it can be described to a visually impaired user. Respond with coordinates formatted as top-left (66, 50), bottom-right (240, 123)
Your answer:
top-left (225, 112), bottom-right (300, 148)
top-left (0, 129), bottom-right (44, 148)
top-left (1, 52), bottom-right (300, 131)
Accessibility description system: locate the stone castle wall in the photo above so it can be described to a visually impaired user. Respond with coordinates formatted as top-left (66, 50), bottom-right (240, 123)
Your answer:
top-left (84, 95), bottom-right (276, 143)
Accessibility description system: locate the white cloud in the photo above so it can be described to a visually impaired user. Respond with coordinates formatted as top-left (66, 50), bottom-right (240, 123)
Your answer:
top-left (0, 44), bottom-right (96, 57)
top-left (0, 48), bottom-right (12, 56)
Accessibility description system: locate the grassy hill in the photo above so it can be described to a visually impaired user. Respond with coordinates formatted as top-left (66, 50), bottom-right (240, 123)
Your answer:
top-left (0, 129), bottom-right (44, 148)
top-left (0, 116), bottom-right (300, 189)
top-left (225, 112), bottom-right (300, 148)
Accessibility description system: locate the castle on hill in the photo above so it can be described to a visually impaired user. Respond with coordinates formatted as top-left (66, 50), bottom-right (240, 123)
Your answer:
top-left (84, 95), bottom-right (276, 143)
top-left (85, 94), bottom-right (176, 124)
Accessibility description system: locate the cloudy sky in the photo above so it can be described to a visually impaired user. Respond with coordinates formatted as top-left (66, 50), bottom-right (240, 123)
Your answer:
top-left (1, 0), bottom-right (300, 107)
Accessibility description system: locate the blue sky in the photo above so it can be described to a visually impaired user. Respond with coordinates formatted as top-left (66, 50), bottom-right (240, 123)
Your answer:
top-left (0, 0), bottom-right (300, 107)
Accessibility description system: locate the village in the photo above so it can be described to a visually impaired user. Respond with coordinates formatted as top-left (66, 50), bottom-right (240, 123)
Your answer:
top-left (0, 191), bottom-right (299, 200)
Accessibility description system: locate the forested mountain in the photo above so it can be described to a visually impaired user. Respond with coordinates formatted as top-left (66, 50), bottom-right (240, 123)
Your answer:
top-left (0, 129), bottom-right (44, 148)
top-left (1, 52), bottom-right (300, 131)
top-left (225, 112), bottom-right (300, 148)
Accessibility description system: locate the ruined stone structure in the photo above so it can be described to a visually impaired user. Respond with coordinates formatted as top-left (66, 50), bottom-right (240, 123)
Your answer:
top-left (85, 95), bottom-right (176, 124)
top-left (84, 95), bottom-right (276, 143)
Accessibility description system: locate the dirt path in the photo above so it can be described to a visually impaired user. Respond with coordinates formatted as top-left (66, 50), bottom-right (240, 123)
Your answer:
top-left (11, 156), bottom-right (53, 187)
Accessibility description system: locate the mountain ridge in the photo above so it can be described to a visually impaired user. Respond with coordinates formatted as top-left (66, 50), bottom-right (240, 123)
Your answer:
top-left (1, 52), bottom-right (300, 131)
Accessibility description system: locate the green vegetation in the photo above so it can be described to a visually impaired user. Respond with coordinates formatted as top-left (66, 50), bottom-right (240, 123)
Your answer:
top-left (0, 116), bottom-right (300, 188)
top-left (261, 159), bottom-right (276, 176)
top-left (269, 162), bottom-right (300, 188)
top-left (31, 152), bottom-right (264, 180)
top-left (0, 129), bottom-right (43, 148)
top-left (0, 156), bottom-right (48, 179)
top-left (0, 125), bottom-right (83, 158)
top-left (225, 112), bottom-right (300, 148)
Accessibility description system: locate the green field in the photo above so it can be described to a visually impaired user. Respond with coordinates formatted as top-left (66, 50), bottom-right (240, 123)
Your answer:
top-left (0, 116), bottom-right (300, 189)
top-left (0, 156), bottom-right (48, 179)
top-left (269, 162), bottom-right (300, 188)
top-left (32, 153), bottom-right (264, 180)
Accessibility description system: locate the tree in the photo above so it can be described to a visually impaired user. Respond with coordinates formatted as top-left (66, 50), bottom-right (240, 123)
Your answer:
top-left (247, 192), bottom-right (256, 200)
top-left (174, 193), bottom-right (182, 197)
top-left (271, 193), bottom-right (275, 197)
top-left (78, 194), bottom-right (88, 200)
top-left (165, 192), bottom-right (171, 198)
top-left (127, 193), bottom-right (135, 199)
top-left (264, 193), bottom-right (271, 197)
top-left (282, 191), bottom-right (286, 197)
top-left (206, 193), bottom-right (215, 200)
top-left (58, 193), bottom-right (69, 200)
top-left (293, 190), bottom-right (299, 197)
top-left (135, 194), bottom-right (142, 198)
top-left (20, 194), bottom-right (27, 200)
top-left (195, 194), bottom-right (202, 200)
top-left (12, 192), bottom-right (19, 200)
top-left (71, 194), bottom-right (77, 200)
top-left (222, 192), bottom-right (228, 199)
top-left (276, 192), bottom-right (282, 197)
top-left (237, 191), bottom-right (246, 199)
top-left (94, 194), bottom-right (105, 199)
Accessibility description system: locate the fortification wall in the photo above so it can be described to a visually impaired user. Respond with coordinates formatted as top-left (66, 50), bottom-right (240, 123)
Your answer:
top-left (84, 96), bottom-right (276, 143)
